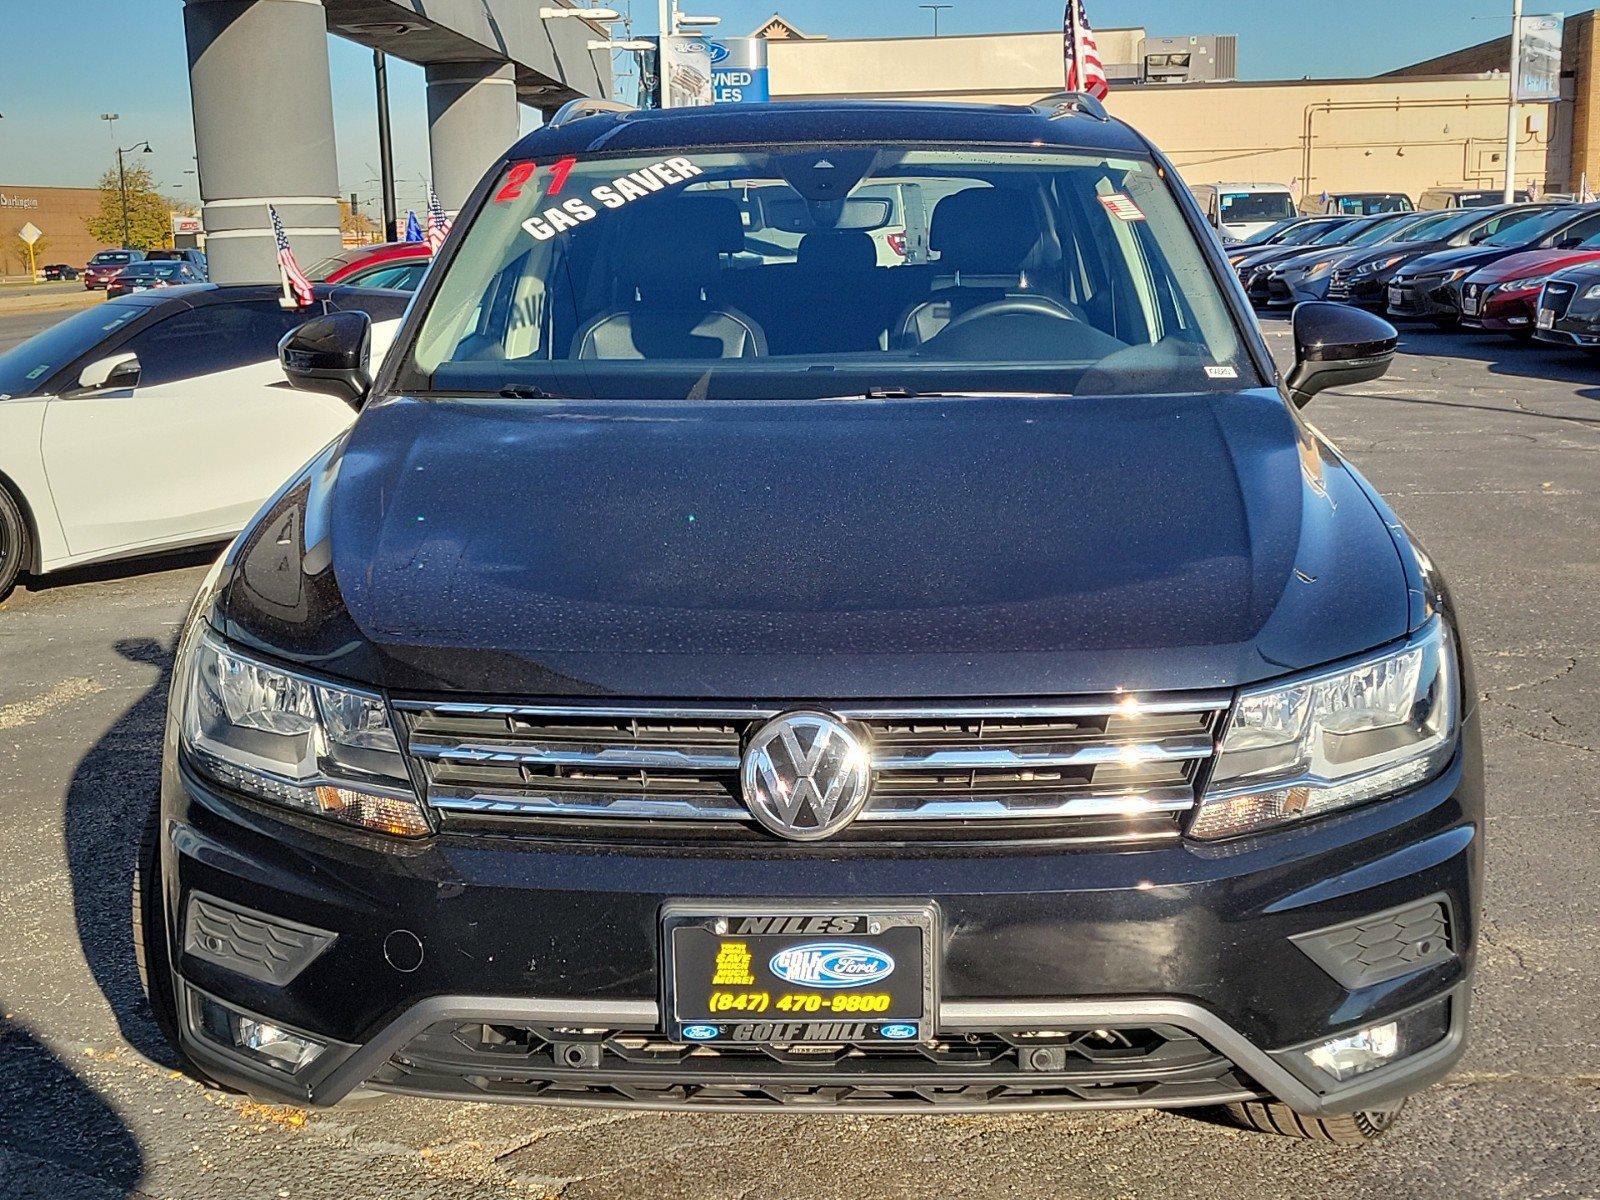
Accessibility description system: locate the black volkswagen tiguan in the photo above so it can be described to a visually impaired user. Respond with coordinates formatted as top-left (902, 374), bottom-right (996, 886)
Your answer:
top-left (141, 96), bottom-right (1481, 1145)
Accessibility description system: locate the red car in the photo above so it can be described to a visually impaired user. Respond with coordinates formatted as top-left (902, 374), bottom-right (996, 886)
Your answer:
top-left (82, 249), bottom-right (145, 290)
top-left (1459, 239), bottom-right (1600, 334)
top-left (307, 241), bottom-right (432, 290)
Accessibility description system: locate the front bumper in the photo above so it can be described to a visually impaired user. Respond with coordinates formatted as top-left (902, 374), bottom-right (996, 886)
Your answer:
top-left (1461, 292), bottom-right (1538, 332)
top-left (159, 714), bottom-right (1483, 1116)
top-left (1386, 278), bottom-right (1458, 321)
top-left (1327, 275), bottom-right (1390, 307)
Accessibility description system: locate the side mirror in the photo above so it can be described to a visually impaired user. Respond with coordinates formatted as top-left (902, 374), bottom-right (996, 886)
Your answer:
top-left (279, 311), bottom-right (372, 408)
top-left (1284, 301), bottom-right (1397, 408)
top-left (75, 352), bottom-right (140, 393)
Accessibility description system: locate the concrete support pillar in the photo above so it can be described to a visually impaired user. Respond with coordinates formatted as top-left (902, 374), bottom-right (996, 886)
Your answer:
top-left (426, 61), bottom-right (520, 212)
top-left (184, 0), bottom-right (341, 285)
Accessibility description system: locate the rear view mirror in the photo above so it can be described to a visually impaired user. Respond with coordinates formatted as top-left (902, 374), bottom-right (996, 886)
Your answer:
top-left (75, 352), bottom-right (140, 393)
top-left (279, 311), bottom-right (372, 408)
top-left (1285, 302), bottom-right (1397, 408)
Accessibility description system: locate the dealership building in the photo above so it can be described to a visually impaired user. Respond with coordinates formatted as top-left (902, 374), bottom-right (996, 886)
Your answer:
top-left (747, 10), bottom-right (1600, 205)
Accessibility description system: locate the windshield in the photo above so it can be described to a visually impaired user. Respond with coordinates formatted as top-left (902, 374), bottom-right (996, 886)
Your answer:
top-left (1334, 193), bottom-right (1413, 214)
top-left (407, 145), bottom-right (1258, 401)
top-left (1242, 218), bottom-right (1301, 245)
top-left (1274, 220), bottom-right (1338, 247)
top-left (1345, 215), bottom-right (1423, 247)
top-left (1482, 206), bottom-right (1577, 246)
top-left (1390, 212), bottom-right (1457, 241)
top-left (90, 251), bottom-right (132, 266)
top-left (1218, 191), bottom-right (1295, 224)
top-left (0, 303), bottom-right (144, 398)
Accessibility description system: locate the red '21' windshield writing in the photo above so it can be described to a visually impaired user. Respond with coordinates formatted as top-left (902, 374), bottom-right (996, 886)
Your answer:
top-left (521, 157), bottom-right (705, 241)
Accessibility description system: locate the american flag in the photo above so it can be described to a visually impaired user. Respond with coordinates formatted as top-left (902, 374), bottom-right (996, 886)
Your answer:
top-left (269, 204), bottom-right (314, 308)
top-left (425, 188), bottom-right (452, 255)
top-left (1063, 0), bottom-right (1110, 101)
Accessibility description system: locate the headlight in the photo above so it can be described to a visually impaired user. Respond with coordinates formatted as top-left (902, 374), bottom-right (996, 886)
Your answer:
top-left (1188, 618), bottom-right (1458, 840)
top-left (179, 629), bottom-right (430, 837)
top-left (1496, 275), bottom-right (1547, 293)
top-left (1300, 258), bottom-right (1337, 277)
top-left (1442, 266), bottom-right (1473, 282)
top-left (1584, 283), bottom-right (1600, 301)
top-left (1355, 254), bottom-right (1406, 276)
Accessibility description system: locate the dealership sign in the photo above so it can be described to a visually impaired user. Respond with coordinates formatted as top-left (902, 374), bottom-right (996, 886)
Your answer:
top-left (1517, 15), bottom-right (1563, 102)
top-left (710, 37), bottom-right (770, 104)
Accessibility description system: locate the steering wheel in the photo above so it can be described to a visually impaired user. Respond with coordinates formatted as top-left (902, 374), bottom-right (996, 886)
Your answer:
top-left (939, 294), bottom-right (1083, 337)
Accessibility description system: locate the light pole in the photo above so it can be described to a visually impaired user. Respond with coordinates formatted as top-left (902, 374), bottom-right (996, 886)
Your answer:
top-left (373, 50), bottom-right (399, 242)
top-left (114, 140), bottom-right (153, 249)
top-left (1504, 0), bottom-right (1524, 203)
top-left (919, 4), bottom-right (953, 36)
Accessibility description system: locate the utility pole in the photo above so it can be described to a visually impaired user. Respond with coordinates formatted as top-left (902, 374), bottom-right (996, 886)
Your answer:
top-left (920, 4), bottom-right (953, 36)
top-left (374, 50), bottom-right (399, 241)
top-left (1504, 0), bottom-right (1524, 203)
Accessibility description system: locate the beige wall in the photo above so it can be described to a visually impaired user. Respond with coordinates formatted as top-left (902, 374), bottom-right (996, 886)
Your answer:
top-left (1112, 76), bottom-right (1553, 202)
top-left (769, 29), bottom-right (1146, 103)
top-left (0, 186), bottom-right (102, 278)
top-left (768, 30), bottom-right (1558, 205)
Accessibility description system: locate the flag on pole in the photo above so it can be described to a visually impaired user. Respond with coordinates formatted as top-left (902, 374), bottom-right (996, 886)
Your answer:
top-left (1063, 0), bottom-right (1110, 101)
top-left (269, 204), bottom-right (314, 309)
top-left (425, 188), bottom-right (452, 255)
top-left (404, 210), bottom-right (424, 243)
top-left (1581, 173), bottom-right (1596, 204)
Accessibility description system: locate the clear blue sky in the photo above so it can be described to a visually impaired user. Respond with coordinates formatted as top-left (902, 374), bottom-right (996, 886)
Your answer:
top-left (0, 0), bottom-right (1533, 214)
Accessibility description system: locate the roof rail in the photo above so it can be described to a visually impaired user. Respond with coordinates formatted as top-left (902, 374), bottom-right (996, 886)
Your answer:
top-left (1031, 91), bottom-right (1110, 122)
top-left (546, 97), bottom-right (637, 129)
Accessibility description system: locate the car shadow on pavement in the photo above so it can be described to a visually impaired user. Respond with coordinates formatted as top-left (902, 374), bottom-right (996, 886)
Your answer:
top-left (64, 635), bottom-right (181, 1068)
top-left (20, 542), bottom-right (224, 600)
top-left (0, 1012), bottom-right (145, 1196)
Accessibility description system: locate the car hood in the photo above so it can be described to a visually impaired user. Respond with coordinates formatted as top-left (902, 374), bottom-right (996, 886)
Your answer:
top-left (216, 391), bottom-right (1413, 699)
top-left (1400, 245), bottom-right (1520, 278)
top-left (1470, 246), bottom-right (1600, 282)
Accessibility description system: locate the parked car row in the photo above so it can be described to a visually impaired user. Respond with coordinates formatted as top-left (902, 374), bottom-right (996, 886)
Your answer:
top-left (1230, 201), bottom-right (1600, 353)
top-left (1196, 182), bottom-right (1553, 243)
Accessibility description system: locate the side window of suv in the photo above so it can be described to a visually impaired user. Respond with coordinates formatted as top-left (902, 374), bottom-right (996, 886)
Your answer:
top-left (125, 302), bottom-right (317, 389)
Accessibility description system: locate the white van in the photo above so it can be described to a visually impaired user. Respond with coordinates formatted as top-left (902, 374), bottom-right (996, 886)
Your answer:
top-left (1191, 182), bottom-right (1297, 242)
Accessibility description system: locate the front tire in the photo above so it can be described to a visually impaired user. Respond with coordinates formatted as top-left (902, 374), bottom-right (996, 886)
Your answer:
top-left (1223, 1098), bottom-right (1406, 1144)
top-left (0, 485), bottom-right (29, 605)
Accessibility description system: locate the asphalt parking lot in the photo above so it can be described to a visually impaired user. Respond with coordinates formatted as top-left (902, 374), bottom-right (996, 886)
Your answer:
top-left (0, 307), bottom-right (1596, 1199)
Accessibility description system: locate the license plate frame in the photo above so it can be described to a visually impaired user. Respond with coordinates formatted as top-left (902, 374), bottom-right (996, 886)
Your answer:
top-left (1463, 295), bottom-right (1480, 316)
top-left (1387, 284), bottom-right (1403, 307)
top-left (661, 902), bottom-right (938, 1045)
top-left (1538, 308), bottom-right (1555, 329)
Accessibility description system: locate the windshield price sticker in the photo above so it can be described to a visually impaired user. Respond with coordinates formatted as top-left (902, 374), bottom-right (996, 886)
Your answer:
top-left (1099, 193), bottom-right (1147, 222)
top-left (520, 157), bottom-right (706, 242)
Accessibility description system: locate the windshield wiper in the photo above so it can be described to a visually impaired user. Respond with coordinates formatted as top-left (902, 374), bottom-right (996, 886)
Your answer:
top-left (498, 384), bottom-right (561, 399)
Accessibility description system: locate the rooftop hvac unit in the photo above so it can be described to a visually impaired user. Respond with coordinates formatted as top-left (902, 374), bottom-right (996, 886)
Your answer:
top-left (1139, 35), bottom-right (1237, 84)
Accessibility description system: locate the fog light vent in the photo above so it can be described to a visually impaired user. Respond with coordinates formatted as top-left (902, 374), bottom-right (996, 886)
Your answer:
top-left (1291, 896), bottom-right (1453, 989)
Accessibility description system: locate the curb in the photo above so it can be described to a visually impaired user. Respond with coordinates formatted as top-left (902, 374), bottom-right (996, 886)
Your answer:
top-left (0, 291), bottom-right (103, 317)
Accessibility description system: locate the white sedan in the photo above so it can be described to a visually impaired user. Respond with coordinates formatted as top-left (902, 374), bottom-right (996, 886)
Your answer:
top-left (0, 284), bottom-right (408, 603)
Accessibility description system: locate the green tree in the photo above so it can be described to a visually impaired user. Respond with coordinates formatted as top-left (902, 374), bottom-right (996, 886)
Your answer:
top-left (84, 161), bottom-right (171, 250)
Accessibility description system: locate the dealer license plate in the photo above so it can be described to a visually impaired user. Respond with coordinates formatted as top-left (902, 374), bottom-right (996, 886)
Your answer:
top-left (1463, 295), bottom-right (1480, 315)
top-left (662, 904), bottom-right (937, 1044)
top-left (1388, 285), bottom-right (1403, 307)
top-left (1538, 308), bottom-right (1555, 329)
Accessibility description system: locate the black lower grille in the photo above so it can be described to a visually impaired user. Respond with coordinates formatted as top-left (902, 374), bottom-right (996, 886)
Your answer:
top-left (370, 1021), bottom-right (1262, 1111)
top-left (1543, 282), bottom-right (1576, 320)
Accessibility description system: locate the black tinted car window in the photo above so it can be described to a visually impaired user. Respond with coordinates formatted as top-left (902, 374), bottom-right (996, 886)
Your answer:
top-left (0, 303), bottom-right (146, 397)
top-left (126, 302), bottom-right (319, 388)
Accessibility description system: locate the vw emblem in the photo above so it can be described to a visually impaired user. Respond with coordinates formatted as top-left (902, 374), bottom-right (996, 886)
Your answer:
top-left (740, 711), bottom-right (872, 841)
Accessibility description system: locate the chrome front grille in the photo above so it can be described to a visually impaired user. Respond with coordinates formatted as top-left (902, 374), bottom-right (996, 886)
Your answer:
top-left (393, 698), bottom-right (1227, 841)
